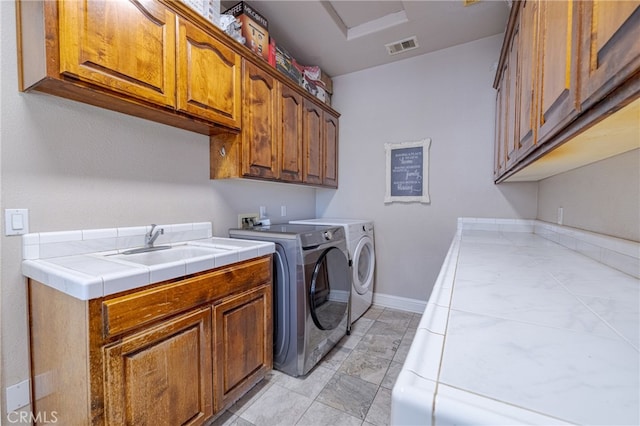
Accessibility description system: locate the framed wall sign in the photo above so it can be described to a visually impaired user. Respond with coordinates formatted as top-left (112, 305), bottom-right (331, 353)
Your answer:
top-left (384, 138), bottom-right (431, 204)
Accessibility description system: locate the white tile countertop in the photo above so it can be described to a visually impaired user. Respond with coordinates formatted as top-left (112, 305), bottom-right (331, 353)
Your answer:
top-left (392, 218), bottom-right (639, 425)
top-left (21, 222), bottom-right (274, 300)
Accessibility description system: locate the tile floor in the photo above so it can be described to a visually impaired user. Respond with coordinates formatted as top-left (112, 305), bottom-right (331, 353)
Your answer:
top-left (210, 306), bottom-right (420, 426)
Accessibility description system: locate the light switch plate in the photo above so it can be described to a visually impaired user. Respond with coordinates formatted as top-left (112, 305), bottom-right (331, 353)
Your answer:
top-left (5, 209), bottom-right (29, 236)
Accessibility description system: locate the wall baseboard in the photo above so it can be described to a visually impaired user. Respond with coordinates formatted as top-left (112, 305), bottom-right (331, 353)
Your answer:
top-left (372, 292), bottom-right (426, 314)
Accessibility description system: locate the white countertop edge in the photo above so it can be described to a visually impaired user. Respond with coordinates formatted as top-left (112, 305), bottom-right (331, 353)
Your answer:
top-left (391, 370), bottom-right (437, 426)
top-left (434, 384), bottom-right (573, 426)
top-left (22, 260), bottom-right (104, 300)
top-left (23, 239), bottom-right (275, 301)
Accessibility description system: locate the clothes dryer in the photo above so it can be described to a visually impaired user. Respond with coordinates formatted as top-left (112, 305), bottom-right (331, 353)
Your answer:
top-left (289, 219), bottom-right (375, 326)
top-left (229, 223), bottom-right (350, 377)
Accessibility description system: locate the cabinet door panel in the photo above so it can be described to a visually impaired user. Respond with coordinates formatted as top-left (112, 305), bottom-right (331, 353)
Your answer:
top-left (242, 61), bottom-right (279, 179)
top-left (104, 308), bottom-right (212, 425)
top-left (177, 18), bottom-right (241, 129)
top-left (323, 112), bottom-right (339, 188)
top-left (213, 285), bottom-right (272, 412)
top-left (278, 84), bottom-right (303, 182)
top-left (580, 1), bottom-right (640, 107)
top-left (505, 30), bottom-right (519, 168)
top-left (59, 0), bottom-right (176, 107)
top-left (494, 73), bottom-right (507, 180)
top-left (537, 0), bottom-right (579, 143)
top-left (303, 99), bottom-right (323, 185)
top-left (516, 0), bottom-right (538, 156)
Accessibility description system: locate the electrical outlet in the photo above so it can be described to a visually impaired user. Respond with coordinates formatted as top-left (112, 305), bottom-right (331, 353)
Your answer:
top-left (238, 213), bottom-right (259, 228)
top-left (557, 207), bottom-right (564, 225)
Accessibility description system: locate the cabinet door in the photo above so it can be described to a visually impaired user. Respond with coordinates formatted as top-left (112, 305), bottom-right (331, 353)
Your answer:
top-left (177, 18), bottom-right (241, 129)
top-left (323, 111), bottom-right (339, 188)
top-left (505, 28), bottom-right (520, 168)
top-left (536, 0), bottom-right (580, 144)
top-left (213, 285), bottom-right (272, 412)
top-left (303, 99), bottom-right (324, 185)
top-left (104, 308), bottom-right (213, 426)
top-left (242, 61), bottom-right (279, 179)
top-left (579, 1), bottom-right (640, 108)
top-left (278, 84), bottom-right (304, 182)
top-left (516, 0), bottom-right (539, 157)
top-left (494, 69), bottom-right (508, 180)
top-left (58, 0), bottom-right (176, 107)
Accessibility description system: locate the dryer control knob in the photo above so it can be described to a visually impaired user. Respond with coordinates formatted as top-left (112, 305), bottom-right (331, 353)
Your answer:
top-left (323, 230), bottom-right (332, 240)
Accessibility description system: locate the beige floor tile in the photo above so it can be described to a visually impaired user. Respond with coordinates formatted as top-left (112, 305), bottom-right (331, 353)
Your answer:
top-left (355, 334), bottom-right (401, 361)
top-left (239, 383), bottom-right (313, 426)
top-left (226, 374), bottom-right (277, 415)
top-left (364, 387), bottom-right (392, 426)
top-left (338, 332), bottom-right (364, 350)
top-left (275, 365), bottom-right (336, 399)
top-left (408, 313), bottom-right (422, 329)
top-left (295, 401), bottom-right (362, 426)
top-left (316, 373), bottom-right (378, 419)
top-left (381, 361), bottom-right (402, 390)
top-left (393, 328), bottom-right (416, 364)
top-left (377, 309), bottom-right (413, 329)
top-left (339, 349), bottom-right (392, 386)
top-left (321, 345), bottom-right (352, 370)
top-left (350, 317), bottom-right (375, 336)
top-left (361, 306), bottom-right (384, 321)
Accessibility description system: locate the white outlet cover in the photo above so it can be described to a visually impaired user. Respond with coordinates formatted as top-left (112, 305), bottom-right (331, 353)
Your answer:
top-left (6, 379), bottom-right (30, 411)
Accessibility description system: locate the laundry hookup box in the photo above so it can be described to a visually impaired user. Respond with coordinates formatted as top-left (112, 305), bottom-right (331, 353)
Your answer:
top-left (223, 1), bottom-right (269, 62)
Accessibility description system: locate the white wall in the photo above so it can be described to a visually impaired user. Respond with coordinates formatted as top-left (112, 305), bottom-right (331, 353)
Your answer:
top-left (0, 1), bottom-right (315, 417)
top-left (537, 149), bottom-right (640, 242)
top-left (317, 34), bottom-right (539, 302)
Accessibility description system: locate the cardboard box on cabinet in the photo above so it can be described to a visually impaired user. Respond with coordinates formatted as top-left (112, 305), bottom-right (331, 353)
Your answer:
top-left (271, 40), bottom-right (301, 84)
top-left (223, 1), bottom-right (269, 62)
top-left (180, 0), bottom-right (221, 25)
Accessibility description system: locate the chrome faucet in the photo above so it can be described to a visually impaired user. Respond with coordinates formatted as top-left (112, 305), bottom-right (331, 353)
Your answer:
top-left (145, 224), bottom-right (164, 248)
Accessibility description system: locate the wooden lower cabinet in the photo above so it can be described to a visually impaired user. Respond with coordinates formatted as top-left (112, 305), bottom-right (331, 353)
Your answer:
top-left (28, 256), bottom-right (272, 425)
top-left (213, 285), bottom-right (272, 411)
top-left (104, 308), bottom-right (213, 425)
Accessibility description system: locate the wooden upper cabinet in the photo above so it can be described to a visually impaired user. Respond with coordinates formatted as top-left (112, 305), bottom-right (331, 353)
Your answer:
top-left (303, 99), bottom-right (324, 185)
top-left (58, 0), bottom-right (176, 107)
top-left (104, 307), bottom-right (213, 425)
top-left (493, 0), bottom-right (639, 182)
top-left (242, 60), bottom-right (279, 179)
top-left (177, 17), bottom-right (241, 129)
top-left (579, 1), bottom-right (640, 108)
top-left (278, 84), bottom-right (304, 183)
top-left (323, 111), bottom-right (339, 188)
top-left (536, 0), bottom-right (580, 143)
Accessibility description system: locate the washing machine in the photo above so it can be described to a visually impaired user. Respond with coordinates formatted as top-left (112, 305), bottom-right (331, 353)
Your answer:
top-left (289, 218), bottom-right (375, 326)
top-left (229, 223), bottom-right (350, 377)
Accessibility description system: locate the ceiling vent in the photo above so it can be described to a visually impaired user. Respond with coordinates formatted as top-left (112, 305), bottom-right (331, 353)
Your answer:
top-left (385, 36), bottom-right (419, 55)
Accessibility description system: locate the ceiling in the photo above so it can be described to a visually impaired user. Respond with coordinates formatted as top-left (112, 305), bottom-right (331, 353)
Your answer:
top-left (221, 0), bottom-right (511, 77)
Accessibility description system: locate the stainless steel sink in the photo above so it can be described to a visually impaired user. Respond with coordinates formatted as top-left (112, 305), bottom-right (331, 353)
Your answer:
top-left (109, 245), bottom-right (229, 266)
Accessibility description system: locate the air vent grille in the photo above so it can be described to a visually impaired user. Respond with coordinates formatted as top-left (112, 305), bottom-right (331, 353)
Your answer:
top-left (385, 36), bottom-right (419, 55)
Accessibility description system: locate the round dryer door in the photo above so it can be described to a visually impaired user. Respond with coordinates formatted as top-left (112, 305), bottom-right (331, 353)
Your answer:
top-left (353, 235), bottom-right (375, 295)
top-left (309, 247), bottom-right (350, 330)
